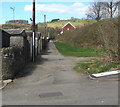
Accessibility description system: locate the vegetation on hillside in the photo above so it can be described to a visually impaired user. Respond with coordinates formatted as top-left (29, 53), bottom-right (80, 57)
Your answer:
top-left (54, 41), bottom-right (119, 74)
top-left (47, 19), bottom-right (96, 28)
top-left (56, 17), bottom-right (119, 73)
top-left (57, 17), bottom-right (119, 62)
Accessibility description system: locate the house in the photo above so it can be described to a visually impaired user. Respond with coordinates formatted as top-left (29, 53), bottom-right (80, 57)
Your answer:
top-left (60, 22), bottom-right (76, 34)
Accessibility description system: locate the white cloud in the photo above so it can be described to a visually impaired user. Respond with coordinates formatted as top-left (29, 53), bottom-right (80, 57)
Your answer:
top-left (69, 2), bottom-right (90, 15)
top-left (72, 2), bottom-right (85, 7)
top-left (24, 2), bottom-right (89, 16)
top-left (24, 5), bottom-right (32, 11)
top-left (38, 4), bottom-right (68, 13)
top-left (2, 0), bottom-right (118, 2)
top-left (1, 0), bottom-right (93, 2)
top-left (24, 4), bottom-right (68, 13)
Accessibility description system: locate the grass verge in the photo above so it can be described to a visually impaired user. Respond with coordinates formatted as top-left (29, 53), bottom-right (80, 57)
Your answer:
top-left (74, 59), bottom-right (120, 74)
top-left (54, 42), bottom-right (103, 57)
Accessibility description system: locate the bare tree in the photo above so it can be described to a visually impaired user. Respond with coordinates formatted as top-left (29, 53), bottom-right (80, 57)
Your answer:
top-left (86, 1), bottom-right (105, 21)
top-left (117, 2), bottom-right (120, 62)
top-left (86, 0), bottom-right (119, 21)
top-left (103, 0), bottom-right (119, 18)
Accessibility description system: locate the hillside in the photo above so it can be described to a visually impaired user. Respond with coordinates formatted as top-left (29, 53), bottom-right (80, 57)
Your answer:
top-left (56, 17), bottom-right (119, 61)
top-left (47, 19), bottom-right (96, 28)
top-left (0, 19), bottom-right (96, 30)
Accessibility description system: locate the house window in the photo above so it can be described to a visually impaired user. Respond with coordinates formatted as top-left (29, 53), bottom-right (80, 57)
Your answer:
top-left (67, 28), bottom-right (69, 31)
top-left (60, 31), bottom-right (63, 34)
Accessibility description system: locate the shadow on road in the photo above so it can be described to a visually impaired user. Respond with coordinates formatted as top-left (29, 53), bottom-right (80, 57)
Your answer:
top-left (14, 49), bottom-right (50, 79)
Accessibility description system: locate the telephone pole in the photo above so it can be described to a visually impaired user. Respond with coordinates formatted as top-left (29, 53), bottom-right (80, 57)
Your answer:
top-left (32, 0), bottom-right (36, 62)
top-left (44, 15), bottom-right (47, 37)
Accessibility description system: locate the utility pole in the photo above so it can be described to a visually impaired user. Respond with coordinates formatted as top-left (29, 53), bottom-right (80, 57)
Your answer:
top-left (44, 15), bottom-right (47, 37)
top-left (10, 7), bottom-right (15, 29)
top-left (32, 0), bottom-right (36, 62)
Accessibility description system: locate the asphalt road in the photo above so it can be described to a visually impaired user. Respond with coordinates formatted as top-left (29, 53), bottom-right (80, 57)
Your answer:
top-left (2, 41), bottom-right (119, 105)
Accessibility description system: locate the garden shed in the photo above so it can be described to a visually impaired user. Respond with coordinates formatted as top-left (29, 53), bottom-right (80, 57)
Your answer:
top-left (4, 29), bottom-right (27, 47)
top-left (0, 29), bottom-right (10, 48)
top-left (4, 29), bottom-right (29, 62)
top-left (25, 30), bottom-right (33, 61)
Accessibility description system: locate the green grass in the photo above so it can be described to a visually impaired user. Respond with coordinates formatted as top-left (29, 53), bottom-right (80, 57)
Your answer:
top-left (74, 59), bottom-right (120, 74)
top-left (54, 42), bottom-right (103, 57)
top-left (54, 41), bottom-right (119, 74)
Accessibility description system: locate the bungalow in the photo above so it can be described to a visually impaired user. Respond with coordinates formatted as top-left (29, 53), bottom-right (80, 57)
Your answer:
top-left (60, 22), bottom-right (76, 34)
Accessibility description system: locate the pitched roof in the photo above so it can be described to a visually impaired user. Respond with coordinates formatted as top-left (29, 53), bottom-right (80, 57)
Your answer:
top-left (4, 29), bottom-right (25, 35)
top-left (62, 22), bottom-right (76, 29)
top-left (0, 29), bottom-right (11, 36)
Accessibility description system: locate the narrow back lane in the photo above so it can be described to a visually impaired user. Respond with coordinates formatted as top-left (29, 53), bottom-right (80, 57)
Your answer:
top-left (2, 41), bottom-right (118, 105)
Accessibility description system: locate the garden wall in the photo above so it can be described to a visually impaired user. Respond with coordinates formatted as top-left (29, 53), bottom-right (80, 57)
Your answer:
top-left (1, 46), bottom-right (26, 80)
top-left (0, 49), bottom-right (2, 81)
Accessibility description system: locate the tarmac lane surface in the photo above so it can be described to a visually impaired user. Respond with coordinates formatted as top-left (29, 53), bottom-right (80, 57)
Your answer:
top-left (2, 41), bottom-right (119, 105)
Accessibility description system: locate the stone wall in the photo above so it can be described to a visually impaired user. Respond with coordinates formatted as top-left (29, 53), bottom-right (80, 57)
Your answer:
top-left (10, 36), bottom-right (30, 62)
top-left (0, 30), bottom-right (48, 80)
top-left (0, 29), bottom-right (10, 48)
top-left (0, 49), bottom-right (2, 81)
top-left (1, 46), bottom-right (26, 80)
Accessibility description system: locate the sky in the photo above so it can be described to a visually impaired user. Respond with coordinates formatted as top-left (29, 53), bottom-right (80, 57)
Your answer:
top-left (0, 0), bottom-right (94, 24)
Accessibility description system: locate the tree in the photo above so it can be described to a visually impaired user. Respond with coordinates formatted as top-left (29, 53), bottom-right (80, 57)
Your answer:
top-left (86, 1), bottom-right (105, 21)
top-left (103, 0), bottom-right (119, 18)
top-left (86, 0), bottom-right (119, 21)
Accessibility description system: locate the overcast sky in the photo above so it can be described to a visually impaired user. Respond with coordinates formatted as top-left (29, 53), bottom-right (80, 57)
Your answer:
top-left (1, 0), bottom-right (92, 24)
